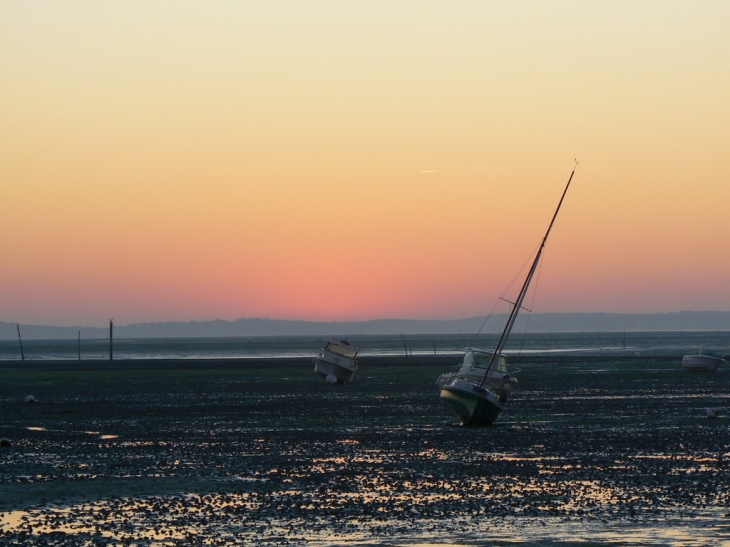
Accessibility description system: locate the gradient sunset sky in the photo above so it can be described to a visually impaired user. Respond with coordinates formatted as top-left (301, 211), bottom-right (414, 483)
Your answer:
top-left (2, 1), bottom-right (729, 327)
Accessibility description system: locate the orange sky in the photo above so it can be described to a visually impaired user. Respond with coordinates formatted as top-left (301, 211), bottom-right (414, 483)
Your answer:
top-left (2, 2), bottom-right (730, 326)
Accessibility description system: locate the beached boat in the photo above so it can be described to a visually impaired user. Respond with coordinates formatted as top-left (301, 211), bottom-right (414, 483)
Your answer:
top-left (682, 351), bottom-right (724, 372)
top-left (314, 339), bottom-right (359, 383)
top-left (439, 164), bottom-right (577, 426)
top-left (435, 348), bottom-right (519, 398)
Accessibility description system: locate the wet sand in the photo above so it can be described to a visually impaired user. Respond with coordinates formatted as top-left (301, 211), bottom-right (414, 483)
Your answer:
top-left (1, 354), bottom-right (729, 545)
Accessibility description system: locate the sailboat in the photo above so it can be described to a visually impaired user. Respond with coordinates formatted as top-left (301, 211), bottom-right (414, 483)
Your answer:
top-left (439, 164), bottom-right (577, 426)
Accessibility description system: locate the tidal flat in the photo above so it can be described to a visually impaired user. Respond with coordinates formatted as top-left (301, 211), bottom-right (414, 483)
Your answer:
top-left (1, 354), bottom-right (729, 546)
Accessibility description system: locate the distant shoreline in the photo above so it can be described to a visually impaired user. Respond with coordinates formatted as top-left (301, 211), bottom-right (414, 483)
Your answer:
top-left (3, 311), bottom-right (730, 339)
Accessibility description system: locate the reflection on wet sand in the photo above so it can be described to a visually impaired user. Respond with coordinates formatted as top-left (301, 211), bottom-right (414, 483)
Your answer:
top-left (1, 355), bottom-right (729, 545)
top-left (2, 501), bottom-right (728, 546)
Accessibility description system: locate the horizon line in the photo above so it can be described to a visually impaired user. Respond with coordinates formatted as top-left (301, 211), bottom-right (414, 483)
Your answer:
top-left (4, 309), bottom-right (730, 329)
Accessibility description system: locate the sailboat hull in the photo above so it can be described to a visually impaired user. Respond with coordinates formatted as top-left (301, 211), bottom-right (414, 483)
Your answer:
top-left (439, 379), bottom-right (504, 426)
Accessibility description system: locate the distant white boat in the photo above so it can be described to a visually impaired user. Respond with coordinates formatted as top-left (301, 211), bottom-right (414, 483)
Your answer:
top-left (314, 339), bottom-right (359, 384)
top-left (682, 351), bottom-right (724, 372)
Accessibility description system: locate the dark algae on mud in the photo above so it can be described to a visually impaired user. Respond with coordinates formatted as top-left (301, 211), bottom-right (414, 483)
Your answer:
top-left (1, 354), bottom-right (729, 545)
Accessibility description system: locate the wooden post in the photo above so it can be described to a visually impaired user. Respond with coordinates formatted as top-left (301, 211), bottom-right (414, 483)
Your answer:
top-left (78, 331), bottom-right (81, 360)
top-left (16, 324), bottom-right (25, 361)
top-left (109, 319), bottom-right (113, 361)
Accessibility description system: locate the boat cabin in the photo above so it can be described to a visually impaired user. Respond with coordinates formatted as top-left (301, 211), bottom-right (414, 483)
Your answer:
top-left (461, 349), bottom-right (507, 373)
top-left (324, 339), bottom-right (358, 360)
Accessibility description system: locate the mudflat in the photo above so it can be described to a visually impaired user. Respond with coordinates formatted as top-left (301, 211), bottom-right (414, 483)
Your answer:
top-left (1, 354), bottom-right (728, 545)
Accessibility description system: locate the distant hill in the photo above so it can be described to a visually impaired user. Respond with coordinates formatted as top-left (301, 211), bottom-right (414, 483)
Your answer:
top-left (2, 311), bottom-right (730, 339)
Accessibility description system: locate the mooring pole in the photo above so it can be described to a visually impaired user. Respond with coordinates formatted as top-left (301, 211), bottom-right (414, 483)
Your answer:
top-left (16, 324), bottom-right (25, 361)
top-left (78, 330), bottom-right (81, 360)
top-left (109, 319), bottom-right (113, 361)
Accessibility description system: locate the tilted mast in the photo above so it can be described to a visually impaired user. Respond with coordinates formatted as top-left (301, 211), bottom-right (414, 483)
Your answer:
top-left (479, 163), bottom-right (577, 385)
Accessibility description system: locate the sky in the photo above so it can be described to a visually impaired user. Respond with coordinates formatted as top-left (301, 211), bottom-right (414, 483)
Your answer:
top-left (2, 1), bottom-right (730, 327)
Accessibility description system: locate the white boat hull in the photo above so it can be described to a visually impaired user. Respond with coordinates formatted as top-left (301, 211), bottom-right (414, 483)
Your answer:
top-left (439, 378), bottom-right (504, 426)
top-left (314, 357), bottom-right (357, 383)
top-left (682, 354), bottom-right (723, 372)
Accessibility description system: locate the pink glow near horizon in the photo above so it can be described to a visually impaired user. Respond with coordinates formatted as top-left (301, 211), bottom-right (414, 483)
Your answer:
top-left (2, 2), bottom-right (730, 327)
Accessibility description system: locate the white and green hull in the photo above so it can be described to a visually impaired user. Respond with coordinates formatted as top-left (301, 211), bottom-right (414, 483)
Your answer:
top-left (439, 379), bottom-right (504, 426)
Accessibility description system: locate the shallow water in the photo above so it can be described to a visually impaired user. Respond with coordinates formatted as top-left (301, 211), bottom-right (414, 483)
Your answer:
top-left (1, 331), bottom-right (728, 360)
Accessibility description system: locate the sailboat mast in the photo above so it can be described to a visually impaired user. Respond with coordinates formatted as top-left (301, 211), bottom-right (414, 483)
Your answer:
top-left (480, 165), bottom-right (577, 384)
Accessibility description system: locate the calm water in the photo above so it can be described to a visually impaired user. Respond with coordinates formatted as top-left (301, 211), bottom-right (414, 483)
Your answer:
top-left (1, 331), bottom-right (728, 361)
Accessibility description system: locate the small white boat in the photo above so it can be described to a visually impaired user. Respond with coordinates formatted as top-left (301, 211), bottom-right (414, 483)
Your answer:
top-left (682, 351), bottom-right (724, 372)
top-left (314, 339), bottom-right (359, 383)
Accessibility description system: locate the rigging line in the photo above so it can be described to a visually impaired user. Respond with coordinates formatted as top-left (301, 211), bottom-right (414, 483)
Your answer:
top-left (473, 243), bottom-right (540, 345)
top-left (499, 246), bottom-right (540, 300)
top-left (473, 259), bottom-right (533, 345)
top-left (514, 246), bottom-right (545, 355)
top-left (470, 297), bottom-right (503, 345)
